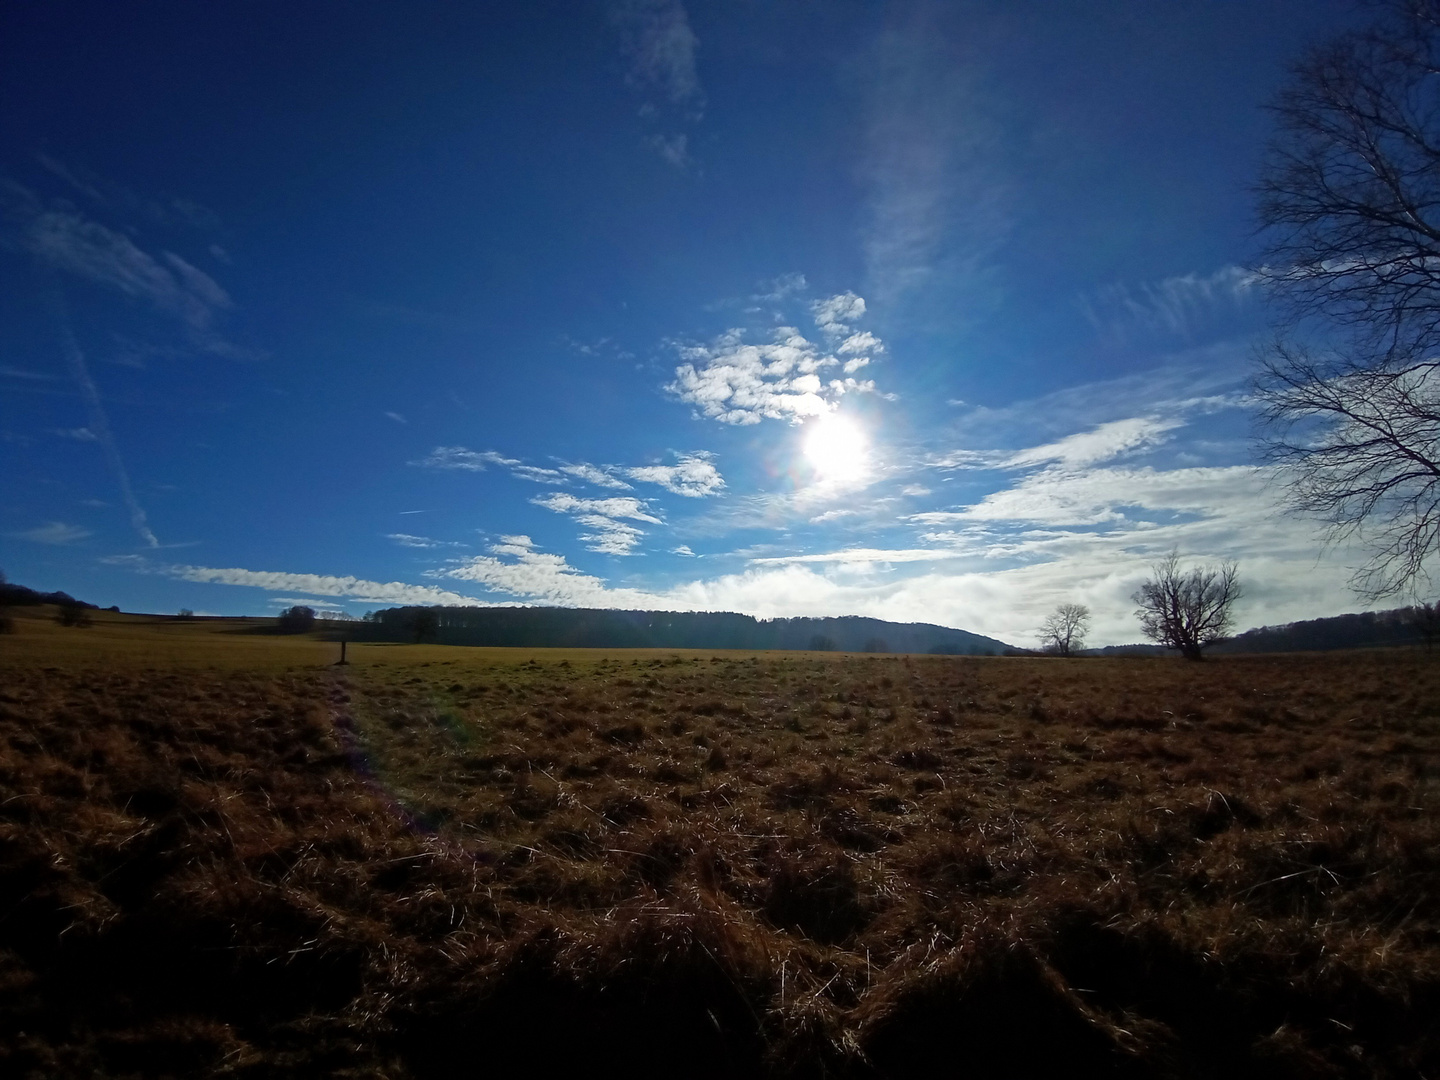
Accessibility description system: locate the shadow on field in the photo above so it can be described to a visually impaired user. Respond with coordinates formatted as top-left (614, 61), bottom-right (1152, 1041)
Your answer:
top-left (396, 934), bottom-right (766, 1079)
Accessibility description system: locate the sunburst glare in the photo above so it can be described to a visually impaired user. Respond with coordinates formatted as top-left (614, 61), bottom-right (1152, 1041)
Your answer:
top-left (802, 412), bottom-right (869, 484)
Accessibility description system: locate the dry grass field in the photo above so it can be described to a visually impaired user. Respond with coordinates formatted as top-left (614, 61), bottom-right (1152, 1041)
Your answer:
top-left (1, 606), bottom-right (1437, 1077)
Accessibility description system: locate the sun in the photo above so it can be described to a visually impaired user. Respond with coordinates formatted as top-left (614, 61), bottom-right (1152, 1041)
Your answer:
top-left (802, 412), bottom-right (869, 484)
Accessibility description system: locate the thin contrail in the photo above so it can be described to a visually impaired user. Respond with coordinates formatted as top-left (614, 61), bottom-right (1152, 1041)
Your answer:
top-left (48, 284), bottom-right (160, 548)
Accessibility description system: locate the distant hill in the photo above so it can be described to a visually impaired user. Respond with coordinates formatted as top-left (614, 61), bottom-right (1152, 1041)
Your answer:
top-left (0, 579), bottom-right (98, 611)
top-left (1090, 603), bottom-right (1438, 656)
top-left (352, 606), bottom-right (1014, 655)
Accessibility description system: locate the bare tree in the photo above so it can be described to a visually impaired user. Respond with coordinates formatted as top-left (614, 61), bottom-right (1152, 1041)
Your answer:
top-left (1037, 603), bottom-right (1090, 657)
top-left (1254, 0), bottom-right (1440, 598)
top-left (1132, 552), bottom-right (1242, 661)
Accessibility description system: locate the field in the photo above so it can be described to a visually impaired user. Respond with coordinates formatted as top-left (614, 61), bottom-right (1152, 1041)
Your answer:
top-left (1, 608), bottom-right (1437, 1078)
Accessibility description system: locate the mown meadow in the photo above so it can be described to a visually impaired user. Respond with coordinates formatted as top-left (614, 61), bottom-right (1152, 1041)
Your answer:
top-left (1, 608), bottom-right (1437, 1077)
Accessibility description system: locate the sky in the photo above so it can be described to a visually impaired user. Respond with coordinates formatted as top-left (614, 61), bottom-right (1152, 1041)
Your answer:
top-left (1, 0), bottom-right (1387, 647)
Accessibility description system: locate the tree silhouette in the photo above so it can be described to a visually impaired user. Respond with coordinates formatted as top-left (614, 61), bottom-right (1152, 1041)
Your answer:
top-left (1133, 553), bottom-right (1241, 661)
top-left (1037, 603), bottom-right (1090, 657)
top-left (1255, 0), bottom-right (1440, 598)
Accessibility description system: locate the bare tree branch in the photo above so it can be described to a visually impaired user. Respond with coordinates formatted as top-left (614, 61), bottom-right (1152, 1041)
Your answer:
top-left (1037, 603), bottom-right (1090, 657)
top-left (1132, 552), bottom-right (1242, 661)
top-left (1255, 0), bottom-right (1440, 597)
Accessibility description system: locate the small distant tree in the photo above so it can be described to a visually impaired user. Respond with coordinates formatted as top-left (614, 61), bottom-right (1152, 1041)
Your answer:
top-left (1132, 552), bottom-right (1242, 661)
top-left (277, 605), bottom-right (317, 633)
top-left (1038, 603), bottom-right (1091, 657)
top-left (56, 602), bottom-right (92, 628)
top-left (863, 637), bottom-right (890, 653)
top-left (809, 634), bottom-right (837, 652)
top-left (175, 608), bottom-right (195, 621)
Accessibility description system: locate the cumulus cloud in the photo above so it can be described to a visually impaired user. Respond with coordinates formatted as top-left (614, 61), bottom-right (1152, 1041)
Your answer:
top-left (532, 493), bottom-right (664, 555)
top-left (838, 330), bottom-right (883, 355)
top-left (439, 535), bottom-right (664, 605)
top-left (8, 521), bottom-right (92, 545)
top-left (811, 292), bottom-right (867, 335)
top-left (667, 324), bottom-right (882, 425)
top-left (625, 452), bottom-right (725, 496)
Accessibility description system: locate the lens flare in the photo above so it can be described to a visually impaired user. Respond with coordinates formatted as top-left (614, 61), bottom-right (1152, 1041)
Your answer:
top-left (802, 412), bottom-right (868, 484)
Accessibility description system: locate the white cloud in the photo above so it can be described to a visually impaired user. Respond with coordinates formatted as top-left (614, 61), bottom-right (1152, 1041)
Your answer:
top-left (672, 544), bottom-right (698, 557)
top-left (560, 463), bottom-right (633, 489)
top-left (625, 452), bottom-right (725, 496)
top-left (6, 189), bottom-right (231, 329)
top-left (1000, 416), bottom-right (1184, 470)
top-left (576, 516), bottom-right (647, 555)
top-left (385, 411), bottom-right (408, 424)
top-left (413, 445), bottom-right (722, 499)
top-left (440, 535), bottom-right (664, 604)
top-left (1080, 265), bottom-right (1257, 341)
top-left (532, 493), bottom-right (664, 555)
top-left (509, 465), bottom-right (567, 484)
top-left (387, 533), bottom-right (466, 549)
top-left (811, 292), bottom-right (867, 335)
top-left (649, 133), bottom-right (691, 169)
top-left (913, 463), bottom-right (1268, 528)
top-left (752, 272), bottom-right (808, 304)
top-left (614, 0), bottom-right (702, 105)
top-left (410, 446), bottom-right (517, 471)
top-left (612, 0), bottom-right (703, 168)
top-left (859, 11), bottom-right (1011, 311)
top-left (667, 324), bottom-right (884, 425)
top-left (8, 521), bottom-right (92, 545)
top-left (1, 365), bottom-right (58, 381)
top-left (138, 560), bottom-right (485, 606)
top-left (54, 427), bottom-right (98, 441)
top-left (270, 597), bottom-right (347, 611)
top-left (752, 547), bottom-right (969, 566)
top-left (532, 493), bottom-right (663, 524)
top-left (838, 330), bottom-right (883, 355)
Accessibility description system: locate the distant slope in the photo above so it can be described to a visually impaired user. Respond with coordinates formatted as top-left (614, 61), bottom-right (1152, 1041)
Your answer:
top-left (1090, 604), bottom-right (1436, 656)
top-left (1213, 605), bottom-right (1435, 654)
top-left (353, 606), bottom-right (1014, 654)
top-left (0, 580), bottom-right (98, 610)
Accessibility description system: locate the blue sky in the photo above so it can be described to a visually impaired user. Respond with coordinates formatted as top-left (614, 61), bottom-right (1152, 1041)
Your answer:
top-left (1, 0), bottom-right (1379, 646)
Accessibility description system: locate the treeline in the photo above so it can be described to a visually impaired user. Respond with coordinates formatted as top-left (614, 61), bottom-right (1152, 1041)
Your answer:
top-left (1211, 604), bottom-right (1438, 654)
top-left (1091, 604), bottom-right (1439, 656)
top-left (351, 606), bottom-right (1012, 655)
